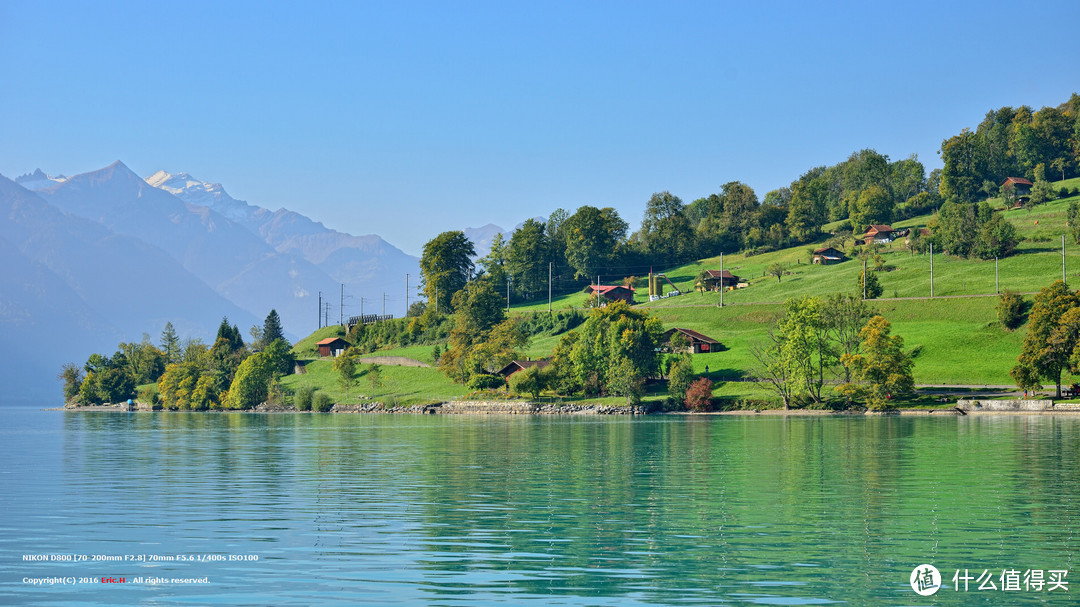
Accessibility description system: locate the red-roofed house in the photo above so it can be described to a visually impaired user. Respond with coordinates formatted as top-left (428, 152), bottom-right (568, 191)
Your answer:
top-left (663, 327), bottom-right (722, 354)
top-left (317, 337), bottom-right (349, 358)
top-left (587, 285), bottom-right (634, 305)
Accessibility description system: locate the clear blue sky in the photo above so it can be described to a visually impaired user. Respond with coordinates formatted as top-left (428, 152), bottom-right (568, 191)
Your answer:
top-left (2, 1), bottom-right (1078, 255)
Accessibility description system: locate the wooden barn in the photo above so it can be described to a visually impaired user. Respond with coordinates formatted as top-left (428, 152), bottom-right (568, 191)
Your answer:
top-left (812, 247), bottom-right (846, 265)
top-left (1002, 177), bottom-right (1033, 202)
top-left (497, 360), bottom-right (552, 379)
top-left (702, 269), bottom-right (740, 290)
top-left (588, 285), bottom-right (634, 305)
top-left (316, 337), bottom-right (350, 358)
top-left (864, 224), bottom-right (895, 243)
top-left (663, 328), bottom-right (722, 354)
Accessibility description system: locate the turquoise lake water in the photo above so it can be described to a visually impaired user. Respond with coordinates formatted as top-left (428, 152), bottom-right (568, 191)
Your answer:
top-left (1, 409), bottom-right (1078, 605)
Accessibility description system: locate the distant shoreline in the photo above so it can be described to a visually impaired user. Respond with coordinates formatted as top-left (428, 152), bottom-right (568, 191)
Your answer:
top-left (52, 403), bottom-right (1080, 416)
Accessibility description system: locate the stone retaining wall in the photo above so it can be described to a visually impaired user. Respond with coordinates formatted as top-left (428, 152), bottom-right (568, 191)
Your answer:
top-left (955, 399), bottom-right (1080, 412)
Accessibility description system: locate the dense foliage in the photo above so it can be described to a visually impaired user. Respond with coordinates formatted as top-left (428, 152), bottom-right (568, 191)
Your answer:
top-left (940, 96), bottom-right (1080, 203)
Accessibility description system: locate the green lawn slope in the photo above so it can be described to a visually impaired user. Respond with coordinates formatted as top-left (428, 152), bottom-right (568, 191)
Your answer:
top-left (290, 181), bottom-right (1080, 406)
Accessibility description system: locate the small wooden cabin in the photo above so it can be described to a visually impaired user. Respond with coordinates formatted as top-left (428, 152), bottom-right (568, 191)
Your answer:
top-left (497, 360), bottom-right (552, 379)
top-left (702, 270), bottom-right (740, 290)
top-left (663, 328), bottom-right (722, 354)
top-left (317, 337), bottom-right (350, 358)
top-left (864, 225), bottom-right (895, 243)
top-left (812, 247), bottom-right (846, 265)
top-left (588, 285), bottom-right (634, 305)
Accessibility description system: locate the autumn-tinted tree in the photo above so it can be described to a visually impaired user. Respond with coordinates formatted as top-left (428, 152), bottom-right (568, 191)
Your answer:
top-left (420, 231), bottom-right (476, 314)
top-left (838, 316), bottom-right (914, 410)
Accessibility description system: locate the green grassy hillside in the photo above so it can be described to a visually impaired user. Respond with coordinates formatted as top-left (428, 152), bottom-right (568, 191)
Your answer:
top-left (291, 182), bottom-right (1080, 406)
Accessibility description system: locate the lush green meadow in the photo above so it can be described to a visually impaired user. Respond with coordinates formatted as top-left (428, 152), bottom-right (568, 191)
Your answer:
top-left (292, 181), bottom-right (1080, 406)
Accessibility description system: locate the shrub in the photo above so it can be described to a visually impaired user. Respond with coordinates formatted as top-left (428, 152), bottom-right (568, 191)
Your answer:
top-left (666, 356), bottom-right (695, 408)
top-left (508, 365), bottom-right (551, 399)
top-left (312, 392), bottom-right (333, 412)
top-left (685, 378), bottom-right (715, 411)
top-left (997, 290), bottom-right (1024, 330)
top-left (469, 373), bottom-right (506, 390)
top-left (137, 384), bottom-right (158, 406)
top-left (295, 386), bottom-right (314, 411)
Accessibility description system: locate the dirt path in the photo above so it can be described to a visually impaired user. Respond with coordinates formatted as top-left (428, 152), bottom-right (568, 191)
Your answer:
top-left (356, 356), bottom-right (432, 368)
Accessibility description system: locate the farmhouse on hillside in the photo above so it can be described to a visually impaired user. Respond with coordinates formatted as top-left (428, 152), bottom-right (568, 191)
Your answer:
top-left (701, 269), bottom-right (740, 290)
top-left (663, 327), bottom-right (722, 354)
top-left (1002, 177), bottom-right (1033, 203)
top-left (812, 247), bottom-right (846, 265)
top-left (497, 360), bottom-right (552, 379)
top-left (316, 337), bottom-right (350, 358)
top-left (588, 285), bottom-right (634, 305)
top-left (863, 225), bottom-right (895, 243)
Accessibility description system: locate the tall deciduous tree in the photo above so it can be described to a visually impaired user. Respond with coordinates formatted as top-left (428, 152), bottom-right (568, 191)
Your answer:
top-left (939, 128), bottom-right (983, 203)
top-left (640, 191), bottom-right (693, 263)
top-left (839, 316), bottom-right (914, 410)
top-left (507, 218), bottom-right (548, 300)
top-left (420, 231), bottom-right (476, 314)
top-left (563, 206), bottom-right (628, 280)
top-left (1012, 281), bottom-right (1080, 397)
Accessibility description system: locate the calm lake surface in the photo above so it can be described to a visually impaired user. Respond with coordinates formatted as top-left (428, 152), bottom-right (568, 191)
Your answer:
top-left (1, 409), bottom-right (1078, 605)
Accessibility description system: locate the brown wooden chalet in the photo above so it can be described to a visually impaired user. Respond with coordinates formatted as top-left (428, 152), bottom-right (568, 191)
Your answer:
top-left (864, 224), bottom-right (895, 243)
top-left (316, 337), bottom-right (350, 358)
top-left (588, 285), bottom-right (634, 304)
top-left (663, 327), bottom-right (722, 354)
top-left (1002, 177), bottom-right (1033, 202)
top-left (497, 360), bottom-right (552, 379)
top-left (702, 269), bottom-right (740, 290)
top-left (812, 247), bottom-right (846, 265)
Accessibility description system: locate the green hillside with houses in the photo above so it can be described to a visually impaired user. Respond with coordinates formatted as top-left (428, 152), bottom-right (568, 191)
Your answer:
top-left (63, 95), bottom-right (1080, 411)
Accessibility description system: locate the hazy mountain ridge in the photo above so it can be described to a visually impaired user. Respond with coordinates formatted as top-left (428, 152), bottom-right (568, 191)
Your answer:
top-left (0, 174), bottom-right (259, 403)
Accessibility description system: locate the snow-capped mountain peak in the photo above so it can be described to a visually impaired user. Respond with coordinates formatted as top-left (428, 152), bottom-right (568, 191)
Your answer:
top-left (14, 168), bottom-right (68, 191)
top-left (145, 170), bottom-right (253, 223)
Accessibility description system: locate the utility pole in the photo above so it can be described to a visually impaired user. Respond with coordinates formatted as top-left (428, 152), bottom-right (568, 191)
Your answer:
top-left (318, 291), bottom-right (322, 328)
top-left (506, 276), bottom-right (511, 312)
top-left (383, 293), bottom-right (386, 316)
top-left (406, 274), bottom-right (409, 317)
top-left (930, 242), bottom-right (934, 298)
top-left (548, 261), bottom-right (552, 313)
top-left (340, 284), bottom-right (343, 326)
top-left (360, 296), bottom-right (364, 319)
top-left (862, 259), bottom-right (867, 300)
top-left (1063, 235), bottom-right (1067, 287)
top-left (720, 252), bottom-right (724, 308)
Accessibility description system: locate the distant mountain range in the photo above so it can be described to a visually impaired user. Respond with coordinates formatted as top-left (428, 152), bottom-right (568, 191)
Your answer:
top-left (1, 161), bottom-right (539, 404)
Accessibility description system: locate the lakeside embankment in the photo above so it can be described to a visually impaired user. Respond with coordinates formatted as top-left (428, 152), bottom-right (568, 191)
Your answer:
top-left (57, 399), bottom-right (1080, 415)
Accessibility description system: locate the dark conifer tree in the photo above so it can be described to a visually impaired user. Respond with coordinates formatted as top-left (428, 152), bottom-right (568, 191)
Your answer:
top-left (263, 309), bottom-right (285, 345)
